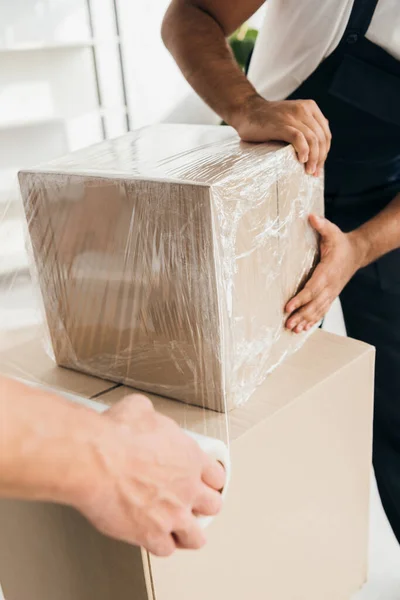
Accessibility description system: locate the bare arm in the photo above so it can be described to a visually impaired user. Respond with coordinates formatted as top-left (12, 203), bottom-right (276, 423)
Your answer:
top-left (0, 376), bottom-right (224, 556)
top-left (0, 376), bottom-right (99, 504)
top-left (352, 192), bottom-right (400, 267)
top-left (162, 0), bottom-right (263, 125)
top-left (162, 0), bottom-right (331, 175)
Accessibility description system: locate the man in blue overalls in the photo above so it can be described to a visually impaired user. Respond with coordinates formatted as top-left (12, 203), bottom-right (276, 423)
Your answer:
top-left (163, 0), bottom-right (400, 541)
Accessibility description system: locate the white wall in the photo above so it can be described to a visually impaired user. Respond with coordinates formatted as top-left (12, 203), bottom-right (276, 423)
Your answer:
top-left (117, 0), bottom-right (193, 128)
top-left (0, 0), bottom-right (120, 279)
top-left (0, 0), bottom-right (90, 48)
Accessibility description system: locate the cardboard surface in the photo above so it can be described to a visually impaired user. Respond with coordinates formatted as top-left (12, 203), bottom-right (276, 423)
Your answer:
top-left (149, 335), bottom-right (374, 600)
top-left (0, 335), bottom-right (116, 399)
top-left (0, 331), bottom-right (375, 600)
top-left (20, 124), bottom-right (324, 412)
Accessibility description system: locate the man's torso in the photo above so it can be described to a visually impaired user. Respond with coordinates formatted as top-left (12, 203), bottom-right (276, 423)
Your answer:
top-left (248, 0), bottom-right (400, 101)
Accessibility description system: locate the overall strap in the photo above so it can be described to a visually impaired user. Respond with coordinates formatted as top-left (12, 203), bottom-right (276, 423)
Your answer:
top-left (344, 0), bottom-right (380, 40)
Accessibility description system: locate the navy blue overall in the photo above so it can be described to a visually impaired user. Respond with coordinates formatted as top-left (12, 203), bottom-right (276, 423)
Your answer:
top-left (288, 0), bottom-right (400, 541)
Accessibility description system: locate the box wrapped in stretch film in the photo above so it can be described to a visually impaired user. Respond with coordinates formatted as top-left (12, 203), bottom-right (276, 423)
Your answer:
top-left (19, 124), bottom-right (324, 412)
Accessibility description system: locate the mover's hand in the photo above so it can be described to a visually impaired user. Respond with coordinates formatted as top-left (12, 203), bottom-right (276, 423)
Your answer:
top-left (232, 95), bottom-right (331, 176)
top-left (285, 215), bottom-right (365, 332)
top-left (75, 395), bottom-right (225, 557)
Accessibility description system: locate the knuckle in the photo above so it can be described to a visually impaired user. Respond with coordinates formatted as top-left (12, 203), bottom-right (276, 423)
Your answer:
top-left (284, 126), bottom-right (303, 144)
top-left (151, 511), bottom-right (174, 536)
top-left (319, 305), bottom-right (329, 319)
top-left (174, 507), bottom-right (190, 528)
top-left (291, 129), bottom-right (304, 142)
top-left (293, 102), bottom-right (306, 117)
top-left (304, 306), bottom-right (316, 320)
top-left (316, 129), bottom-right (326, 144)
top-left (307, 132), bottom-right (318, 145)
top-left (304, 285), bottom-right (315, 300)
top-left (182, 526), bottom-right (206, 550)
top-left (282, 124), bottom-right (294, 135)
top-left (153, 540), bottom-right (175, 557)
top-left (147, 524), bottom-right (175, 557)
top-left (318, 273), bottom-right (329, 288)
top-left (135, 394), bottom-right (154, 409)
top-left (299, 99), bottom-right (317, 117)
top-left (321, 287), bottom-right (332, 300)
top-left (304, 289), bottom-right (313, 302)
top-left (192, 535), bottom-right (206, 550)
top-left (325, 293), bottom-right (334, 307)
top-left (318, 294), bottom-right (331, 313)
top-left (200, 492), bottom-right (223, 517)
top-left (125, 393), bottom-right (153, 412)
top-left (212, 494), bottom-right (223, 515)
top-left (306, 99), bottom-right (317, 110)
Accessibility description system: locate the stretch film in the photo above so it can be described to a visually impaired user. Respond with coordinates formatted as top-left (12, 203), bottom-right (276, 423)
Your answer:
top-left (11, 124), bottom-right (323, 415)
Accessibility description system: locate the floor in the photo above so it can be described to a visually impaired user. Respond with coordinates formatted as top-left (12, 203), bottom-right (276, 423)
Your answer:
top-left (0, 279), bottom-right (399, 598)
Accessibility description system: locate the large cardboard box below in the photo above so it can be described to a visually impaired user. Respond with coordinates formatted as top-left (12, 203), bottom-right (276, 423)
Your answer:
top-left (0, 330), bottom-right (374, 600)
top-left (19, 124), bottom-right (324, 412)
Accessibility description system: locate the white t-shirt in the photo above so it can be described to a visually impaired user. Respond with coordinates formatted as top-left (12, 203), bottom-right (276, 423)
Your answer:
top-left (248, 0), bottom-right (400, 101)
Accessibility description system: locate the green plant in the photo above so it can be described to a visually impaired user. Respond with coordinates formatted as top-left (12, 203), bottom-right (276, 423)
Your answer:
top-left (229, 23), bottom-right (258, 72)
top-left (221, 23), bottom-right (258, 125)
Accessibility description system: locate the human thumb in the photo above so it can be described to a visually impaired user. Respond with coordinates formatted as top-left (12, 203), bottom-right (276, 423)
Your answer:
top-left (309, 214), bottom-right (336, 239)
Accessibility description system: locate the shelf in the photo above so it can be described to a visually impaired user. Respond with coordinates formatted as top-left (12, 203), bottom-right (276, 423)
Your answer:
top-left (0, 38), bottom-right (120, 54)
top-left (0, 106), bottom-right (127, 132)
top-left (0, 117), bottom-right (63, 131)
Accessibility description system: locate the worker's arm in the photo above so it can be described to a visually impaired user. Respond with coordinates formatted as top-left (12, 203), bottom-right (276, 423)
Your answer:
top-left (162, 0), bottom-right (331, 175)
top-left (0, 376), bottom-right (224, 556)
top-left (285, 194), bottom-right (400, 332)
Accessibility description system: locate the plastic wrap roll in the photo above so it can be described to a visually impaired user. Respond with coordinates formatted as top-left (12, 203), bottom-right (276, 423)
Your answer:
top-left (13, 377), bottom-right (230, 529)
top-left (184, 430), bottom-right (231, 528)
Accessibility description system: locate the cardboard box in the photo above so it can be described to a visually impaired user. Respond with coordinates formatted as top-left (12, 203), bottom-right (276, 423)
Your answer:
top-left (0, 335), bottom-right (116, 399)
top-left (19, 124), bottom-right (324, 412)
top-left (0, 330), bottom-right (374, 600)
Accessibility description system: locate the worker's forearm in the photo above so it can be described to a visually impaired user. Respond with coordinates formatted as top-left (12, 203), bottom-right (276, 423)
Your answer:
top-left (162, 2), bottom-right (260, 126)
top-left (0, 377), bottom-right (102, 506)
top-left (349, 193), bottom-right (400, 267)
